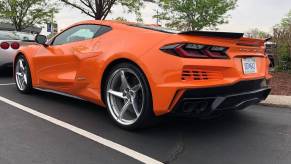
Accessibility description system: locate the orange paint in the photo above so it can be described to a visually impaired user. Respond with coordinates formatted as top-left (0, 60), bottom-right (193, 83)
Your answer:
top-left (16, 20), bottom-right (271, 116)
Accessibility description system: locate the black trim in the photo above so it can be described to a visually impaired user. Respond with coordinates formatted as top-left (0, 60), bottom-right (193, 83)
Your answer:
top-left (184, 79), bottom-right (268, 97)
top-left (178, 31), bottom-right (244, 39)
top-left (127, 23), bottom-right (179, 34)
top-left (94, 26), bottom-right (112, 38)
top-left (171, 79), bottom-right (271, 117)
top-left (0, 63), bottom-right (13, 68)
top-left (21, 40), bottom-right (36, 43)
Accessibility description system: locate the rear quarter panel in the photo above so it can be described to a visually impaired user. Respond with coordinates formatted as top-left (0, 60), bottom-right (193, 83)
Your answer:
top-left (86, 26), bottom-right (171, 95)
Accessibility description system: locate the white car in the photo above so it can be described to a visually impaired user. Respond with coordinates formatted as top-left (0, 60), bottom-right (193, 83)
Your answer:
top-left (0, 31), bottom-right (36, 68)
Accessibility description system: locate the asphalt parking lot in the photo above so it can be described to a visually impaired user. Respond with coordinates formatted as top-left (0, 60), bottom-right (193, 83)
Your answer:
top-left (0, 69), bottom-right (291, 164)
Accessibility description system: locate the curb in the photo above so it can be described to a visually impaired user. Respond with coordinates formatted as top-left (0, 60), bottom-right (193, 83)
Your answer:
top-left (260, 95), bottom-right (291, 109)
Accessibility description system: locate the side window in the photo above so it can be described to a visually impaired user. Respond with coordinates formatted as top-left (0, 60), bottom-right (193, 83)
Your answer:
top-left (95, 26), bottom-right (112, 37)
top-left (68, 29), bottom-right (95, 42)
top-left (52, 24), bottom-right (111, 46)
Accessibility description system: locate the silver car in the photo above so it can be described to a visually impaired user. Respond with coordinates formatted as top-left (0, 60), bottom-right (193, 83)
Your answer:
top-left (0, 31), bottom-right (36, 68)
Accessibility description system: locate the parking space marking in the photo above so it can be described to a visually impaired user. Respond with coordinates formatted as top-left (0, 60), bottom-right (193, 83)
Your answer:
top-left (0, 96), bottom-right (163, 164)
top-left (0, 83), bottom-right (15, 86)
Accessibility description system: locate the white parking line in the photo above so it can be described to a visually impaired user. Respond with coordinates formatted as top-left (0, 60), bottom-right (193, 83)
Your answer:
top-left (0, 96), bottom-right (163, 164)
top-left (0, 83), bottom-right (15, 86)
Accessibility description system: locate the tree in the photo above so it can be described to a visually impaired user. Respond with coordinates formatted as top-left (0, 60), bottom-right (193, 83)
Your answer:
top-left (59, 0), bottom-right (145, 21)
top-left (273, 10), bottom-right (291, 70)
top-left (155, 0), bottom-right (237, 31)
top-left (115, 17), bottom-right (128, 22)
top-left (0, 0), bottom-right (58, 31)
top-left (280, 10), bottom-right (291, 28)
top-left (245, 28), bottom-right (271, 39)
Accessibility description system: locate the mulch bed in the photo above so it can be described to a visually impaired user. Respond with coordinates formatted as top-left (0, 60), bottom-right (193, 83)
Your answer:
top-left (270, 72), bottom-right (291, 96)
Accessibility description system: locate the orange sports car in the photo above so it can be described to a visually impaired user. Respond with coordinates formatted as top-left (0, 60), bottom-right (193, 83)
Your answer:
top-left (14, 20), bottom-right (271, 129)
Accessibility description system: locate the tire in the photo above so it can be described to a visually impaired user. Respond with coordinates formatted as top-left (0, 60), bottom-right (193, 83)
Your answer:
top-left (14, 55), bottom-right (33, 94)
top-left (104, 62), bottom-right (155, 130)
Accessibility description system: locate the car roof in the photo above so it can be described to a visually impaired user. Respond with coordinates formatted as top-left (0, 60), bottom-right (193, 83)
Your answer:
top-left (67, 20), bottom-right (177, 34)
top-left (69, 20), bottom-right (162, 29)
top-left (71, 20), bottom-right (125, 27)
top-left (0, 31), bottom-right (35, 41)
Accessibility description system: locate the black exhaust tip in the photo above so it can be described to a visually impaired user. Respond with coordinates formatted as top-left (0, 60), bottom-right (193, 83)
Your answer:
top-left (183, 101), bottom-right (208, 114)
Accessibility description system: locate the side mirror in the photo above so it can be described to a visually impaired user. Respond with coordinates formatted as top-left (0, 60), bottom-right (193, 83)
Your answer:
top-left (35, 35), bottom-right (48, 46)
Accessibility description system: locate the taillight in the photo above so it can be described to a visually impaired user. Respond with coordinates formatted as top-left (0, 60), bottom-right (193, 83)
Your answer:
top-left (0, 42), bottom-right (10, 50)
top-left (160, 43), bottom-right (229, 59)
top-left (11, 42), bottom-right (20, 49)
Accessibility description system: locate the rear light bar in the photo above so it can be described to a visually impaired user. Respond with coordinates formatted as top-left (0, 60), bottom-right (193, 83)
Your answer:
top-left (160, 43), bottom-right (229, 59)
top-left (0, 42), bottom-right (20, 50)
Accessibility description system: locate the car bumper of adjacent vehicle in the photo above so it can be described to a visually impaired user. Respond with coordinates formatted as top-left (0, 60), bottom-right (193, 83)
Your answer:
top-left (0, 50), bottom-right (16, 67)
top-left (170, 79), bottom-right (271, 117)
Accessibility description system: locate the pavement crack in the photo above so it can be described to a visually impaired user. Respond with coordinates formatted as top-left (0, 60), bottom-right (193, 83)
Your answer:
top-left (163, 133), bottom-right (185, 164)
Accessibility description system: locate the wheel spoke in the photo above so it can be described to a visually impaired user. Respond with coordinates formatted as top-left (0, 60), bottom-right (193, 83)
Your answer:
top-left (21, 77), bottom-right (25, 87)
top-left (120, 70), bottom-right (130, 89)
top-left (16, 72), bottom-right (23, 77)
top-left (108, 89), bottom-right (126, 99)
top-left (131, 84), bottom-right (141, 93)
top-left (19, 60), bottom-right (25, 71)
top-left (18, 77), bottom-right (24, 89)
top-left (131, 97), bottom-right (140, 117)
top-left (119, 101), bottom-right (131, 120)
top-left (23, 74), bottom-right (28, 84)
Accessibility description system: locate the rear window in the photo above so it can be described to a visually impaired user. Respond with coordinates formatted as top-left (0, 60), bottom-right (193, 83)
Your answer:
top-left (127, 23), bottom-right (180, 34)
top-left (0, 31), bottom-right (35, 41)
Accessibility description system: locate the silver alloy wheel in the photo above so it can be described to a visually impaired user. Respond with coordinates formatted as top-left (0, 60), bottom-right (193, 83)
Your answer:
top-left (15, 58), bottom-right (28, 91)
top-left (106, 68), bottom-right (144, 126)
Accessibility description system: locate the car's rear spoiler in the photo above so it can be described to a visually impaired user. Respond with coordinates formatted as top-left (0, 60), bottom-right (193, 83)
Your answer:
top-left (178, 31), bottom-right (244, 39)
top-left (265, 37), bottom-right (272, 42)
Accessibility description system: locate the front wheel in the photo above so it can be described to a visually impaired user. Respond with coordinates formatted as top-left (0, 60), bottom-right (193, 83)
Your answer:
top-left (14, 55), bottom-right (33, 93)
top-left (104, 63), bottom-right (155, 130)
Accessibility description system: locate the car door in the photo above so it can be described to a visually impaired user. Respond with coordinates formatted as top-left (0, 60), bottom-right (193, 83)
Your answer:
top-left (34, 24), bottom-right (104, 93)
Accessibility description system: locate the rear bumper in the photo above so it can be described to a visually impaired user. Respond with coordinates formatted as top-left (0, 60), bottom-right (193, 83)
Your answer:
top-left (171, 79), bottom-right (271, 116)
top-left (0, 50), bottom-right (16, 67)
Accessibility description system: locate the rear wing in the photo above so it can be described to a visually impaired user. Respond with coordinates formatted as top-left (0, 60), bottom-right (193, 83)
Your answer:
top-left (179, 30), bottom-right (270, 47)
top-left (237, 37), bottom-right (266, 47)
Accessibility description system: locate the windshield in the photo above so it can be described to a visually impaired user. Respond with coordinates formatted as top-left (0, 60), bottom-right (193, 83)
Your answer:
top-left (0, 31), bottom-right (35, 41)
top-left (127, 23), bottom-right (180, 34)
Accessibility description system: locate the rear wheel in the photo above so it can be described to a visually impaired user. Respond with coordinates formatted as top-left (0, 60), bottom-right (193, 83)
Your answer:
top-left (104, 62), bottom-right (155, 130)
top-left (15, 55), bottom-right (33, 93)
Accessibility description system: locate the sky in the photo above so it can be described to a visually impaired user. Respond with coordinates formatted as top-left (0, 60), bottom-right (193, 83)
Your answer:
top-left (50, 0), bottom-right (291, 34)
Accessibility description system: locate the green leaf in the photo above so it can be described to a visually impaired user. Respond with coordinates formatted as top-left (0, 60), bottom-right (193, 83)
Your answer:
top-left (0, 0), bottom-right (58, 31)
top-left (156, 0), bottom-right (237, 31)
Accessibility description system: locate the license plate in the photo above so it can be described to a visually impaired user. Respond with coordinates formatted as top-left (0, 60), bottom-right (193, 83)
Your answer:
top-left (242, 57), bottom-right (257, 74)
